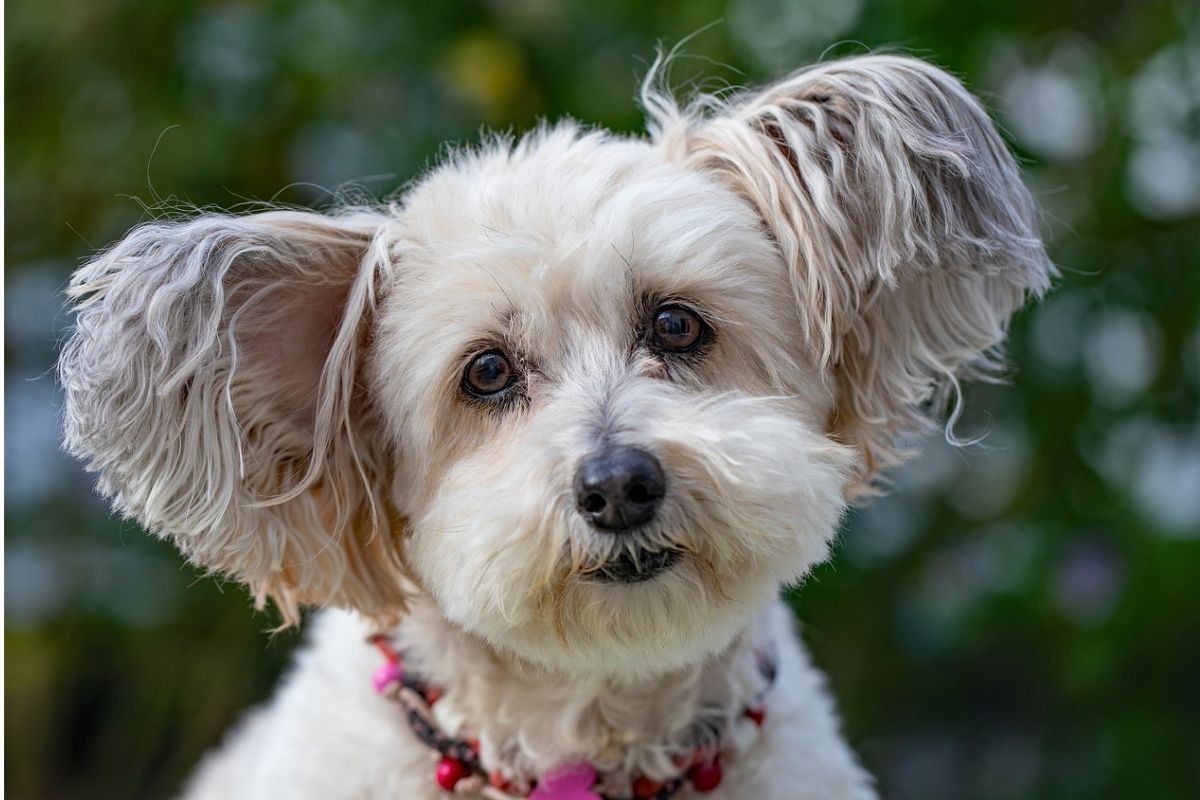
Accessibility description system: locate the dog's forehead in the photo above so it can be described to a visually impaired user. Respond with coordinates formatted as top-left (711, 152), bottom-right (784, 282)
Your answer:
top-left (391, 125), bottom-right (775, 333)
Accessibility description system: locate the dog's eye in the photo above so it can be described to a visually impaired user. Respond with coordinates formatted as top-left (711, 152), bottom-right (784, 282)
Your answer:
top-left (651, 306), bottom-right (707, 352)
top-left (463, 350), bottom-right (515, 396)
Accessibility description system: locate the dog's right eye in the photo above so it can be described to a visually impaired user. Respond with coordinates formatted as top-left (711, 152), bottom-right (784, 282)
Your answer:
top-left (463, 350), bottom-right (516, 397)
top-left (650, 305), bottom-right (709, 353)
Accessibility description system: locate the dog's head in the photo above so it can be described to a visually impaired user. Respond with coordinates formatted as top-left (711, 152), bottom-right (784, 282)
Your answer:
top-left (60, 56), bottom-right (1051, 675)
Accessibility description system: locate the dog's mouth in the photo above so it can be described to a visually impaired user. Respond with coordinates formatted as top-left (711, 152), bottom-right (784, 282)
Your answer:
top-left (585, 548), bottom-right (680, 584)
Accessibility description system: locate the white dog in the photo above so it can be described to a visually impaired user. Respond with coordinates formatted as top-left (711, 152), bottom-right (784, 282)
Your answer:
top-left (60, 54), bottom-right (1052, 799)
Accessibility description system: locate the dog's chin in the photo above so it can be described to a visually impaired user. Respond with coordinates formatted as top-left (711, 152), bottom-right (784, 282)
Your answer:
top-left (534, 552), bottom-right (777, 675)
top-left (438, 547), bottom-right (795, 677)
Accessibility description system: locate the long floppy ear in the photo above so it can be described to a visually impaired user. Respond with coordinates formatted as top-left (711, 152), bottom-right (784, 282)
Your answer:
top-left (59, 209), bottom-right (411, 624)
top-left (648, 54), bottom-right (1055, 490)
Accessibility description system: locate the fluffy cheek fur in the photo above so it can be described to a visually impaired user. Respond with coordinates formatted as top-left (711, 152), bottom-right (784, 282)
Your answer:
top-left (404, 380), bottom-right (854, 676)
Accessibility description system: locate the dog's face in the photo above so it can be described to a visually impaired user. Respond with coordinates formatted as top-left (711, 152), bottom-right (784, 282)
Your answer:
top-left (376, 132), bottom-right (851, 671)
top-left (60, 56), bottom-right (1052, 676)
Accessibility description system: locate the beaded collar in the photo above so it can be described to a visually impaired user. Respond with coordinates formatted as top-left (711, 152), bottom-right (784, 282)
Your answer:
top-left (369, 634), bottom-right (777, 800)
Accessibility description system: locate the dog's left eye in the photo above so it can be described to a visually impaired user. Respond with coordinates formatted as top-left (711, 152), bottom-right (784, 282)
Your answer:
top-left (463, 350), bottom-right (516, 396)
top-left (650, 305), bottom-right (708, 352)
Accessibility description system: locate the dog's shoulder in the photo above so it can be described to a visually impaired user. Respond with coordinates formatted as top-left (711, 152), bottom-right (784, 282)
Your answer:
top-left (180, 610), bottom-right (439, 799)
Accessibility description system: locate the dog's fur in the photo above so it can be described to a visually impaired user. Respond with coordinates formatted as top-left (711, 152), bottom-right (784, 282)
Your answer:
top-left (59, 55), bottom-right (1052, 798)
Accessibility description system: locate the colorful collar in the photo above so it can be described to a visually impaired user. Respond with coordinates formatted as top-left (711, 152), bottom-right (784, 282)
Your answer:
top-left (369, 634), bottom-right (777, 800)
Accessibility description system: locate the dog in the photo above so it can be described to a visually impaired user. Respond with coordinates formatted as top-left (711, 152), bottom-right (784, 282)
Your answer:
top-left (59, 53), bottom-right (1053, 799)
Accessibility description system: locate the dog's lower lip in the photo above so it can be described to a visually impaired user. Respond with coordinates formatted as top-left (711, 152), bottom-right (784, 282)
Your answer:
top-left (589, 549), bottom-right (680, 584)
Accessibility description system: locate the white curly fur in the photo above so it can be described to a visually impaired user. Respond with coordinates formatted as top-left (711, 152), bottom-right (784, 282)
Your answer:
top-left (60, 54), bottom-right (1051, 798)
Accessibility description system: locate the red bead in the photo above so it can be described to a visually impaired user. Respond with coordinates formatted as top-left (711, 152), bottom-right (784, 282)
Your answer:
top-left (688, 757), bottom-right (723, 793)
top-left (744, 706), bottom-right (766, 727)
top-left (435, 756), bottom-right (471, 791)
top-left (489, 769), bottom-right (517, 791)
top-left (632, 775), bottom-right (664, 797)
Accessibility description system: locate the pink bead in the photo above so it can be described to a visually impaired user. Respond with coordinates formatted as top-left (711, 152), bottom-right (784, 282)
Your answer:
top-left (436, 756), bottom-right (471, 791)
top-left (530, 762), bottom-right (601, 800)
top-left (372, 661), bottom-right (403, 694)
top-left (688, 757), bottom-right (723, 793)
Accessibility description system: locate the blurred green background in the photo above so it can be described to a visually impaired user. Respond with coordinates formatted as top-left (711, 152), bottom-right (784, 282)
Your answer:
top-left (5, 0), bottom-right (1200, 797)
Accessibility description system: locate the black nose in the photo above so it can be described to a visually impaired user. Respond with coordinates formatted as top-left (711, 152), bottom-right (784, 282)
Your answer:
top-left (574, 447), bottom-right (666, 532)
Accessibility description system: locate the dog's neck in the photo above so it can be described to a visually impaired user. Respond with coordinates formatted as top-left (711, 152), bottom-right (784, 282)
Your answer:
top-left (385, 598), bottom-right (774, 791)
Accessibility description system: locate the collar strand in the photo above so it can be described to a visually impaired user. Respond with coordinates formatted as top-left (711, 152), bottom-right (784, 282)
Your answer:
top-left (368, 634), bottom-right (777, 800)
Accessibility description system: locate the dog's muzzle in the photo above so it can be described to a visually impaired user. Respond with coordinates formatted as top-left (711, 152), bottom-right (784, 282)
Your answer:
top-left (574, 447), bottom-right (678, 583)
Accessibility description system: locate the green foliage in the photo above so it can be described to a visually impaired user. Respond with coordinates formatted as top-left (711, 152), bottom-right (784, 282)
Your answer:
top-left (6, 1), bottom-right (1199, 797)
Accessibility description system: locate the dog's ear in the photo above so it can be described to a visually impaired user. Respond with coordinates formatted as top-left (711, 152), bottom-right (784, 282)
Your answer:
top-left (59, 209), bottom-right (411, 623)
top-left (649, 54), bottom-right (1054, 490)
